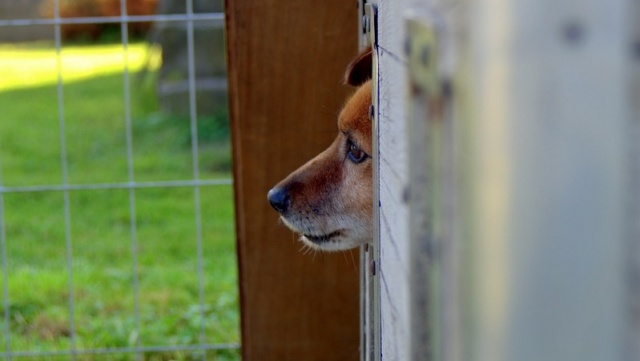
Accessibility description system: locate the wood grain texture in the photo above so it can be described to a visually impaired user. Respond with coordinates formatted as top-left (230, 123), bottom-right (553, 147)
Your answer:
top-left (225, 2), bottom-right (360, 360)
top-left (376, 2), bottom-right (411, 360)
top-left (376, 3), bottom-right (446, 359)
top-left (378, 54), bottom-right (411, 361)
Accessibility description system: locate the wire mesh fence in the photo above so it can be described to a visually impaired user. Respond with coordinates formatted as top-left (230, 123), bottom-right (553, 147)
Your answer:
top-left (0, 0), bottom-right (238, 359)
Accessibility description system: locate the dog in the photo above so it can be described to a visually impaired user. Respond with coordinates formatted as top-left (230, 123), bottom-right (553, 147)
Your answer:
top-left (267, 48), bottom-right (373, 252)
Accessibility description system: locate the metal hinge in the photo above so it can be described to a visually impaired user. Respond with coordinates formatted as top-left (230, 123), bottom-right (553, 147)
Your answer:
top-left (361, 3), bottom-right (380, 361)
top-left (363, 3), bottom-right (377, 48)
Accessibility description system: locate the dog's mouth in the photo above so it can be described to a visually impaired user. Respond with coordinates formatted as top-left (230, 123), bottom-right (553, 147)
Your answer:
top-left (302, 230), bottom-right (342, 244)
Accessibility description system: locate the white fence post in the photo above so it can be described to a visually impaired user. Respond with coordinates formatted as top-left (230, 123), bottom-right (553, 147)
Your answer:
top-left (400, 0), bottom-right (640, 360)
top-left (372, 0), bottom-right (639, 359)
top-left (460, 0), bottom-right (636, 359)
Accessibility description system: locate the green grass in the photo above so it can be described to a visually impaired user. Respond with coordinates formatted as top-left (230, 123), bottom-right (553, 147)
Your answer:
top-left (0, 42), bottom-right (239, 360)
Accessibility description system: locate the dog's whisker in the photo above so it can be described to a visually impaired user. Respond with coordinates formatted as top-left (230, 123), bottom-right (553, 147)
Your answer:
top-left (342, 250), bottom-right (348, 265)
top-left (308, 246), bottom-right (318, 259)
top-left (299, 241), bottom-right (313, 257)
top-left (349, 249), bottom-right (358, 273)
top-left (299, 243), bottom-right (310, 255)
top-left (269, 217), bottom-right (287, 232)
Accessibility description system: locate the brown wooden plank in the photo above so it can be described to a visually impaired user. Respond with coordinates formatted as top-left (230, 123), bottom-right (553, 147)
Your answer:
top-left (225, 1), bottom-right (360, 360)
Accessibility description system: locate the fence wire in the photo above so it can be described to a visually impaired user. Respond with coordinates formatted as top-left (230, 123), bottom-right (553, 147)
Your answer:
top-left (0, 0), bottom-right (237, 359)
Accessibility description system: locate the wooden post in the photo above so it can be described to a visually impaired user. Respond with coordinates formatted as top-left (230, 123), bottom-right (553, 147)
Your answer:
top-left (225, 2), bottom-right (360, 360)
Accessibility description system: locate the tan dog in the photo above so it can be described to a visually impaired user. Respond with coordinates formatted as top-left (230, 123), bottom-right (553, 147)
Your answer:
top-left (267, 49), bottom-right (373, 251)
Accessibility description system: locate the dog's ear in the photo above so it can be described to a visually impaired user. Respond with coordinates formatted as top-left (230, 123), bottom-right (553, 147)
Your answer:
top-left (344, 47), bottom-right (372, 86)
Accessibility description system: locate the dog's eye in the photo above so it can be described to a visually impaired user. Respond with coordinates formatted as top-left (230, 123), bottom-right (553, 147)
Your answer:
top-left (346, 140), bottom-right (368, 164)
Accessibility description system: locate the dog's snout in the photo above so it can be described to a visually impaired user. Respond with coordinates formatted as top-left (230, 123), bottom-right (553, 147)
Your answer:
top-left (267, 187), bottom-right (291, 214)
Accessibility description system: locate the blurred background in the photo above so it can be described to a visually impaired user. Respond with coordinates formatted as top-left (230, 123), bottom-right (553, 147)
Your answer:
top-left (0, 0), bottom-right (239, 360)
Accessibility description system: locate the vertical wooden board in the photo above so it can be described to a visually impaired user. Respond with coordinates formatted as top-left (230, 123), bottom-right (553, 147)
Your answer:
top-left (376, 1), bottom-right (411, 360)
top-left (225, 2), bottom-right (360, 360)
top-left (377, 50), bottom-right (411, 361)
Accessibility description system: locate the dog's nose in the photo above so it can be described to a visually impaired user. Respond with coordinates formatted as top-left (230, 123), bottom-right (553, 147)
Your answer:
top-left (267, 187), bottom-right (290, 213)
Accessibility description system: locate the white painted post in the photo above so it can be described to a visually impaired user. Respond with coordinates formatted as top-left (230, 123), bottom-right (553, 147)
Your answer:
top-left (372, 0), bottom-right (640, 359)
top-left (400, 0), bottom-right (640, 360)
top-left (458, 0), bottom-right (638, 359)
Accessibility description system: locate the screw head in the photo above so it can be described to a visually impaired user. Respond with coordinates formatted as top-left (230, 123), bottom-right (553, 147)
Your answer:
top-left (632, 40), bottom-right (640, 60)
top-left (562, 21), bottom-right (584, 45)
top-left (362, 15), bottom-right (370, 33)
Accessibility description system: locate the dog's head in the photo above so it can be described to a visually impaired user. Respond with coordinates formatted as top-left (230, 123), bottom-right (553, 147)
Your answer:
top-left (267, 48), bottom-right (373, 251)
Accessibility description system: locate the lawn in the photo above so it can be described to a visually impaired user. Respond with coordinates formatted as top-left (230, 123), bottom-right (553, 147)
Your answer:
top-left (0, 42), bottom-right (239, 360)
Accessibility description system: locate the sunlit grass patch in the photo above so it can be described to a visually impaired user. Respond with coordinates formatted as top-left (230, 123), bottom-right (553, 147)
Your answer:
top-left (0, 42), bottom-right (161, 91)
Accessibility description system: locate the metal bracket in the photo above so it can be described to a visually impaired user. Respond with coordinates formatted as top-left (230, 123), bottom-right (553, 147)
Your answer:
top-left (362, 4), bottom-right (380, 361)
top-left (363, 3), bottom-right (378, 48)
top-left (358, 0), bottom-right (367, 49)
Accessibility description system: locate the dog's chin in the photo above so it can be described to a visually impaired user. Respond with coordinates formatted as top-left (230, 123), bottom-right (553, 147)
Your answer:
top-left (299, 233), bottom-right (356, 252)
top-left (280, 217), bottom-right (367, 252)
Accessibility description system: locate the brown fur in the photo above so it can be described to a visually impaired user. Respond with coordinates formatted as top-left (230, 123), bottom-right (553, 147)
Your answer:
top-left (267, 49), bottom-right (373, 251)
